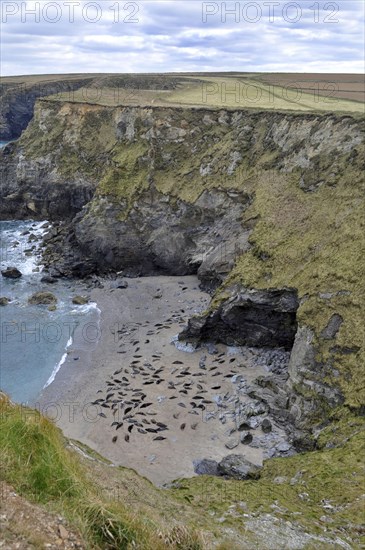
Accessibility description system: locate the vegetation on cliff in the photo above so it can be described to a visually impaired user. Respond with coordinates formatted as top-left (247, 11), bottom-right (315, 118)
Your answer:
top-left (220, 148), bottom-right (365, 409)
top-left (1, 393), bottom-right (364, 548)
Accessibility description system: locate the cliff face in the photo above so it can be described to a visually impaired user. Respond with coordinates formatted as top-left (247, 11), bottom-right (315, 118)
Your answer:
top-left (1, 99), bottom-right (364, 431)
top-left (0, 78), bottom-right (94, 140)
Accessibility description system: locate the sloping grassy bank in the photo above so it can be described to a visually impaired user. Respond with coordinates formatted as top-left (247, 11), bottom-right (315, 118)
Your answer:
top-left (0, 393), bottom-right (206, 549)
top-left (1, 393), bottom-right (364, 549)
top-left (214, 153), bottom-right (365, 410)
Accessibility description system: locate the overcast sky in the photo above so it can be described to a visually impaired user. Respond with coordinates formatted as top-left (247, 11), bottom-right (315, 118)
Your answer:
top-left (1, 0), bottom-right (364, 75)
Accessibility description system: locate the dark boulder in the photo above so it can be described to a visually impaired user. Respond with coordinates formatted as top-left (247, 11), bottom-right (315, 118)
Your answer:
top-left (193, 459), bottom-right (219, 476)
top-left (218, 455), bottom-right (262, 480)
top-left (40, 275), bottom-right (58, 284)
top-left (261, 418), bottom-right (273, 433)
top-left (72, 295), bottom-right (89, 305)
top-left (240, 431), bottom-right (253, 444)
top-left (29, 291), bottom-right (57, 305)
top-left (1, 267), bottom-right (22, 279)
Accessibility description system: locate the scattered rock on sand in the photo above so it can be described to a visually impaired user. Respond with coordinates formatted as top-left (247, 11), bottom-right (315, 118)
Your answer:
top-left (109, 278), bottom-right (128, 290)
top-left (205, 342), bottom-right (218, 354)
top-left (261, 418), bottom-right (272, 433)
top-left (0, 297), bottom-right (10, 306)
top-left (218, 454), bottom-right (262, 480)
top-left (193, 459), bottom-right (219, 476)
top-left (29, 291), bottom-right (57, 305)
top-left (225, 438), bottom-right (239, 450)
top-left (240, 431), bottom-right (253, 445)
top-left (72, 295), bottom-right (89, 305)
top-left (1, 266), bottom-right (22, 279)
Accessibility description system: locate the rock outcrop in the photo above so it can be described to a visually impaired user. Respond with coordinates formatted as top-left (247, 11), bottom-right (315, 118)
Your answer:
top-left (1, 267), bottom-right (22, 279)
top-left (28, 291), bottom-right (57, 305)
top-left (217, 454), bottom-right (262, 480)
top-left (0, 77), bottom-right (93, 140)
top-left (179, 286), bottom-right (299, 350)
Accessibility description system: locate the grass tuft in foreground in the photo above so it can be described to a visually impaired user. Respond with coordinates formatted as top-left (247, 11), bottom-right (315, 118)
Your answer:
top-left (0, 393), bottom-right (206, 549)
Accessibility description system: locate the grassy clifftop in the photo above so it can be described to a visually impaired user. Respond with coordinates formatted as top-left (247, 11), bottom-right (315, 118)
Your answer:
top-left (42, 73), bottom-right (365, 115)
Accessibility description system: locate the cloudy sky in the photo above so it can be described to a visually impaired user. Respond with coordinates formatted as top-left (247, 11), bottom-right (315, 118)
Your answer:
top-left (1, 0), bottom-right (364, 75)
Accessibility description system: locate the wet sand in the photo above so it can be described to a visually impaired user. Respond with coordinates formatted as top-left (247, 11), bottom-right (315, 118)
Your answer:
top-left (38, 276), bottom-right (285, 485)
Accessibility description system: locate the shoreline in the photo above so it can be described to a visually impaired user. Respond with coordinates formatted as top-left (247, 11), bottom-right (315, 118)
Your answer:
top-left (42, 301), bottom-right (102, 390)
top-left (38, 275), bottom-right (289, 485)
top-left (43, 335), bottom-right (73, 390)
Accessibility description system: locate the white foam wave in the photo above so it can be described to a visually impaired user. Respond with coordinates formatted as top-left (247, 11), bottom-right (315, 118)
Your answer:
top-left (1, 220), bottom-right (48, 275)
top-left (70, 301), bottom-right (101, 315)
top-left (43, 335), bottom-right (73, 389)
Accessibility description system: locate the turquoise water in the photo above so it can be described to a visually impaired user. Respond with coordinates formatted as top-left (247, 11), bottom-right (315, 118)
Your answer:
top-left (0, 220), bottom-right (100, 405)
top-left (0, 141), bottom-right (13, 148)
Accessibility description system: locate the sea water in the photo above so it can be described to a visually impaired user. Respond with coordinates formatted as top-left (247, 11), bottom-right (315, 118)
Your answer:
top-left (0, 220), bottom-right (100, 405)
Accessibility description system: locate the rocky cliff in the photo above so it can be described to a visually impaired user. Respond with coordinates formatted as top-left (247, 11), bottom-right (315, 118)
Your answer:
top-left (0, 98), bottom-right (364, 435)
top-left (0, 78), bottom-right (95, 140)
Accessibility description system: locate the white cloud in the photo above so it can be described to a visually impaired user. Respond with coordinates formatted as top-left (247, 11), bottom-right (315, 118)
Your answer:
top-left (0, 0), bottom-right (364, 75)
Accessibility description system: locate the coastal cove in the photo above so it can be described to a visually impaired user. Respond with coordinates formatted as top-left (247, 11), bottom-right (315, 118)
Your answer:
top-left (0, 71), bottom-right (364, 549)
top-left (38, 275), bottom-right (294, 485)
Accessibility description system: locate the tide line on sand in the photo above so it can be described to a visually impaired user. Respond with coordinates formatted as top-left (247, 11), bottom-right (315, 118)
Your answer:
top-left (43, 335), bottom-right (73, 389)
top-left (43, 301), bottom-right (101, 389)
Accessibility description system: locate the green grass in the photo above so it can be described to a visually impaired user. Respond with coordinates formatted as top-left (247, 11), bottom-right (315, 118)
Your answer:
top-left (170, 416), bottom-right (365, 546)
top-left (97, 141), bottom-right (150, 215)
top-left (0, 393), bottom-right (207, 549)
top-left (1, 394), bottom-right (364, 548)
top-left (219, 158), bottom-right (365, 408)
top-left (165, 76), bottom-right (365, 115)
top-left (46, 76), bottom-right (365, 116)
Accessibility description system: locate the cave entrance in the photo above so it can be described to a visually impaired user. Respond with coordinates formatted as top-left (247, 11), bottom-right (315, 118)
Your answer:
top-left (180, 288), bottom-right (299, 352)
top-left (219, 303), bottom-right (298, 350)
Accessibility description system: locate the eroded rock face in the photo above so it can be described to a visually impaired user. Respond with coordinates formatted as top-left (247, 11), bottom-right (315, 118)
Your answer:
top-left (0, 78), bottom-right (93, 140)
top-left (72, 187), bottom-right (251, 283)
top-left (1, 102), bottom-right (362, 280)
top-left (0, 149), bottom-right (95, 221)
top-left (286, 326), bottom-right (345, 416)
top-left (178, 288), bottom-right (345, 437)
top-left (180, 286), bottom-right (299, 350)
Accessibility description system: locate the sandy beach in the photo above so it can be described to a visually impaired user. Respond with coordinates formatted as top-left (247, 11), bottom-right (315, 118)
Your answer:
top-left (38, 275), bottom-right (288, 485)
